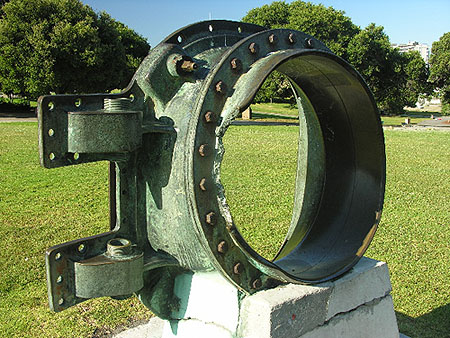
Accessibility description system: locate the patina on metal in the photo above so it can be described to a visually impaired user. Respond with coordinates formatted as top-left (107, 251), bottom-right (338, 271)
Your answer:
top-left (38, 20), bottom-right (385, 318)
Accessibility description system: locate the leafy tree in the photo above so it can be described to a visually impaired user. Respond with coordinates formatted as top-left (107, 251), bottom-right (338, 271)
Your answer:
top-left (0, 0), bottom-right (149, 101)
top-left (402, 51), bottom-right (433, 107)
top-left (243, 1), bottom-right (432, 114)
top-left (429, 32), bottom-right (450, 115)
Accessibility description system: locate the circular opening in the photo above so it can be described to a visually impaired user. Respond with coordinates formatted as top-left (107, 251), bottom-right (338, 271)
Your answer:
top-left (49, 152), bottom-right (55, 160)
top-left (237, 26), bottom-right (242, 33)
top-left (208, 24), bottom-right (213, 32)
top-left (75, 98), bottom-right (82, 107)
top-left (73, 152), bottom-right (80, 160)
top-left (48, 129), bottom-right (55, 137)
top-left (58, 298), bottom-right (64, 305)
top-left (129, 93), bottom-right (135, 102)
top-left (56, 275), bottom-right (63, 284)
top-left (54, 252), bottom-right (61, 261)
top-left (107, 238), bottom-right (132, 257)
top-left (48, 102), bottom-right (54, 111)
top-left (77, 243), bottom-right (86, 253)
top-left (215, 52), bottom-right (384, 282)
top-left (177, 35), bottom-right (183, 43)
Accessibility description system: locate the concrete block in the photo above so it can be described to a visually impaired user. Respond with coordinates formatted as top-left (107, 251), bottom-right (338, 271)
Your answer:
top-left (161, 319), bottom-right (233, 338)
top-left (301, 296), bottom-right (399, 338)
top-left (325, 257), bottom-right (392, 319)
top-left (237, 257), bottom-right (395, 338)
top-left (171, 271), bottom-right (239, 333)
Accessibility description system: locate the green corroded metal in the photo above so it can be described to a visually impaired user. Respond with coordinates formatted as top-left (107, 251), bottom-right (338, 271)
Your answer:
top-left (38, 20), bottom-right (385, 318)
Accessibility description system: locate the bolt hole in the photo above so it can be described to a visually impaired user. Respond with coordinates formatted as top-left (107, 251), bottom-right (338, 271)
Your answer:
top-left (75, 98), bottom-right (82, 107)
top-left (177, 35), bottom-right (183, 43)
top-left (49, 152), bottom-right (55, 160)
top-left (55, 252), bottom-right (62, 261)
top-left (129, 94), bottom-right (135, 102)
top-left (208, 24), bottom-right (213, 32)
top-left (58, 298), bottom-right (64, 306)
top-left (48, 102), bottom-right (54, 111)
top-left (237, 26), bottom-right (242, 33)
top-left (73, 152), bottom-right (80, 160)
top-left (48, 129), bottom-right (55, 137)
top-left (78, 243), bottom-right (86, 253)
top-left (56, 275), bottom-right (63, 284)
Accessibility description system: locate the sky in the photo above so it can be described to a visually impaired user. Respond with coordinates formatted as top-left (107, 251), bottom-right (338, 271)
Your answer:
top-left (82, 0), bottom-right (449, 48)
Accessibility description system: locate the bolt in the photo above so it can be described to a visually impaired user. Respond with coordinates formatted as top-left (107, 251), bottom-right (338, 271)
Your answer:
top-left (288, 33), bottom-right (295, 44)
top-left (215, 80), bottom-right (227, 94)
top-left (217, 240), bottom-right (228, 254)
top-left (204, 111), bottom-right (216, 123)
top-left (180, 59), bottom-right (198, 72)
top-left (233, 262), bottom-right (244, 275)
top-left (198, 144), bottom-right (209, 157)
top-left (268, 34), bottom-right (277, 44)
top-left (230, 58), bottom-right (242, 71)
top-left (252, 278), bottom-right (262, 289)
top-left (248, 42), bottom-right (258, 54)
top-left (205, 211), bottom-right (216, 226)
top-left (199, 178), bottom-right (207, 191)
top-left (305, 38), bottom-right (314, 48)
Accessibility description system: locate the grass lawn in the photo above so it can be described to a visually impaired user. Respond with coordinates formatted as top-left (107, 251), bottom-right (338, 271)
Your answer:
top-left (1, 122), bottom-right (449, 337)
top-left (250, 102), bottom-right (437, 126)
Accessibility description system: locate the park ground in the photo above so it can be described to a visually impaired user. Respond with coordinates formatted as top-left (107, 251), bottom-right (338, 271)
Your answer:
top-left (0, 106), bottom-right (449, 337)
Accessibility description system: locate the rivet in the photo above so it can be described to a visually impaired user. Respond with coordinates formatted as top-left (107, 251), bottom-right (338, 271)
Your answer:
top-left (252, 278), bottom-right (262, 289)
top-left (180, 59), bottom-right (198, 72)
top-left (288, 33), bottom-right (295, 44)
top-left (230, 58), bottom-right (242, 71)
top-left (217, 240), bottom-right (228, 254)
top-left (199, 178), bottom-right (207, 191)
top-left (204, 111), bottom-right (216, 123)
top-left (206, 211), bottom-right (216, 226)
top-left (215, 80), bottom-right (227, 94)
top-left (305, 38), bottom-right (314, 48)
top-left (248, 42), bottom-right (259, 54)
top-left (198, 144), bottom-right (209, 157)
top-left (233, 262), bottom-right (244, 275)
top-left (268, 34), bottom-right (277, 44)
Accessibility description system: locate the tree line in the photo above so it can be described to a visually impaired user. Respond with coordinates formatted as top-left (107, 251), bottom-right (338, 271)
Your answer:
top-left (243, 1), bottom-right (449, 115)
top-left (0, 0), bottom-right (449, 115)
top-left (0, 0), bottom-right (149, 101)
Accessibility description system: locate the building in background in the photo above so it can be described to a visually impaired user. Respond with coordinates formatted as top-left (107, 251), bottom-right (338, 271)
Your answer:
top-left (391, 41), bottom-right (430, 63)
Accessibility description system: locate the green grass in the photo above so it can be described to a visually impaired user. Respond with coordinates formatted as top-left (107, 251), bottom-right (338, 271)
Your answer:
top-left (221, 126), bottom-right (449, 338)
top-left (251, 102), bottom-right (435, 126)
top-left (0, 123), bottom-right (151, 338)
top-left (1, 122), bottom-right (449, 337)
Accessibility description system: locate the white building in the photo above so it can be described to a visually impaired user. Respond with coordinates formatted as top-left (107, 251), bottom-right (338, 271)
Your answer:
top-left (391, 41), bottom-right (430, 63)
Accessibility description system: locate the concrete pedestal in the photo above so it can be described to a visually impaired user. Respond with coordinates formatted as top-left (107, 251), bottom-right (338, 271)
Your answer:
top-left (114, 257), bottom-right (401, 338)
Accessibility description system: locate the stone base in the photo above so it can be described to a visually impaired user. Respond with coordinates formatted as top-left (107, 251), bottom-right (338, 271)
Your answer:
top-left (114, 257), bottom-right (401, 338)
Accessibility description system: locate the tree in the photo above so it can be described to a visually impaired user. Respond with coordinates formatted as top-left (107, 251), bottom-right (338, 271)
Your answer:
top-left (0, 0), bottom-right (149, 100)
top-left (243, 1), bottom-right (430, 114)
top-left (402, 51), bottom-right (433, 107)
top-left (429, 32), bottom-right (450, 115)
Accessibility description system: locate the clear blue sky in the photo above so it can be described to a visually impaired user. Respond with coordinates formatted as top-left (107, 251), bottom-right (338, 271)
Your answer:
top-left (83, 0), bottom-right (449, 48)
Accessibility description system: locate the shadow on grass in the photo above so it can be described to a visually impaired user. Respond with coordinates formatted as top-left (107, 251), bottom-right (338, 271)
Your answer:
top-left (252, 112), bottom-right (298, 120)
top-left (396, 303), bottom-right (450, 338)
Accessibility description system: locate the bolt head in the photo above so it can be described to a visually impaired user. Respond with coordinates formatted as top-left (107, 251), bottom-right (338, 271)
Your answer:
top-left (248, 42), bottom-right (259, 54)
top-left (206, 211), bottom-right (216, 226)
top-left (305, 38), bottom-right (314, 48)
top-left (199, 178), bottom-right (207, 191)
top-left (204, 111), bottom-right (216, 123)
top-left (230, 58), bottom-right (242, 71)
top-left (233, 262), bottom-right (244, 275)
top-left (252, 278), bottom-right (262, 289)
top-left (268, 34), bottom-right (277, 44)
top-left (288, 33), bottom-right (295, 44)
top-left (217, 240), bottom-right (228, 254)
top-left (215, 80), bottom-right (227, 94)
top-left (198, 144), bottom-right (209, 157)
